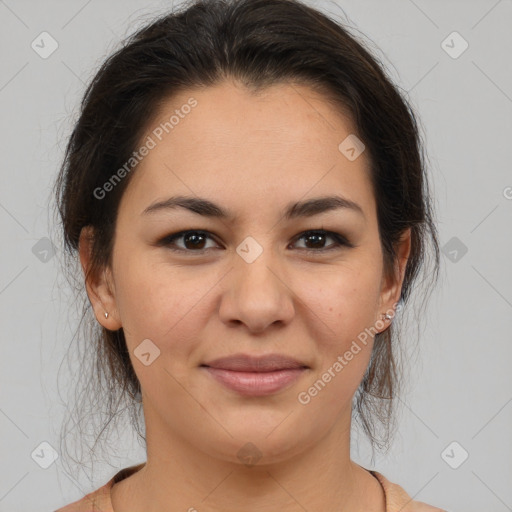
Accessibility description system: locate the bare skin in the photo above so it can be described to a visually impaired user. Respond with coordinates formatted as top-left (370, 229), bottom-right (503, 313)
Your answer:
top-left (80, 80), bottom-right (410, 512)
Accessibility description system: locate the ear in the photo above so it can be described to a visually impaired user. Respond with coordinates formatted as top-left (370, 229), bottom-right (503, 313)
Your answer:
top-left (79, 226), bottom-right (122, 330)
top-left (377, 227), bottom-right (411, 326)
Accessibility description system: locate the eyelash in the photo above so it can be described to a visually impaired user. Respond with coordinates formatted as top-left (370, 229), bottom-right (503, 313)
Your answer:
top-left (157, 229), bottom-right (354, 254)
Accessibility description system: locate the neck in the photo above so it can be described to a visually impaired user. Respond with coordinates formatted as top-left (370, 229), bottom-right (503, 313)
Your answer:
top-left (111, 402), bottom-right (384, 512)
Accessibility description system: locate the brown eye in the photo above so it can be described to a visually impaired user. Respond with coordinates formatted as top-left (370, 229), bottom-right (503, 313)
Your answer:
top-left (181, 232), bottom-right (208, 250)
top-left (292, 230), bottom-right (353, 252)
top-left (157, 229), bottom-right (353, 255)
top-left (303, 232), bottom-right (328, 249)
top-left (159, 230), bottom-right (219, 252)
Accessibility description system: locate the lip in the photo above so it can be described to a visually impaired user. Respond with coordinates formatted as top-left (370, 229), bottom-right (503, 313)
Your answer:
top-left (200, 353), bottom-right (309, 396)
top-left (202, 353), bottom-right (308, 372)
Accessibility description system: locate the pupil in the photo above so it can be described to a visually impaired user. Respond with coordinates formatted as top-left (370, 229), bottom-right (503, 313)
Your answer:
top-left (307, 233), bottom-right (324, 248)
top-left (185, 233), bottom-right (205, 249)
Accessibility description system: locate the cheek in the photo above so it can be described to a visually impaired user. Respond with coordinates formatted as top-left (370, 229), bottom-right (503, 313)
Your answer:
top-left (112, 251), bottom-right (190, 344)
top-left (113, 248), bottom-right (224, 373)
top-left (301, 263), bottom-right (382, 341)
top-left (297, 264), bottom-right (382, 397)
top-left (113, 260), bottom-right (211, 402)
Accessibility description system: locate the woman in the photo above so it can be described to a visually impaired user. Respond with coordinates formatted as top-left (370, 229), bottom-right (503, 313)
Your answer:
top-left (54, 0), bottom-right (444, 510)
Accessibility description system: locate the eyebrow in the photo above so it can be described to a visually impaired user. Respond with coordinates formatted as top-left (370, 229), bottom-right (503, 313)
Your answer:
top-left (142, 194), bottom-right (365, 220)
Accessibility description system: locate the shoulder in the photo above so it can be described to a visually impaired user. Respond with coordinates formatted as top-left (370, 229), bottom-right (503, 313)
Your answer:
top-left (54, 480), bottom-right (113, 512)
top-left (370, 470), bottom-right (447, 512)
top-left (54, 463), bottom-right (145, 512)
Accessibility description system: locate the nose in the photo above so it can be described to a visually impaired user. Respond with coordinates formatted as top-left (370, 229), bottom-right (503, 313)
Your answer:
top-left (218, 246), bottom-right (295, 334)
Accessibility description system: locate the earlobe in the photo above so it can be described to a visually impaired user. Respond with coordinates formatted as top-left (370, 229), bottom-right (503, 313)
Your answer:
top-left (78, 226), bottom-right (122, 330)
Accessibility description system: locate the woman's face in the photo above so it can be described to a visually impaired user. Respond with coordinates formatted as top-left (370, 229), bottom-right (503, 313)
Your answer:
top-left (84, 80), bottom-right (409, 464)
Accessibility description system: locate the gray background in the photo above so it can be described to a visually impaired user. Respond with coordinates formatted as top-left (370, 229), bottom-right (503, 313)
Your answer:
top-left (1, 0), bottom-right (511, 511)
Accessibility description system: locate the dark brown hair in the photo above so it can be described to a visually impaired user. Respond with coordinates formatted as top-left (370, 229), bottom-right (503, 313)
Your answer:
top-left (54, 0), bottom-right (440, 472)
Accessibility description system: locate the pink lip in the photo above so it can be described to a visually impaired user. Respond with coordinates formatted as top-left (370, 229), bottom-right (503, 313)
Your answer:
top-left (200, 353), bottom-right (309, 396)
top-left (202, 367), bottom-right (307, 396)
top-left (203, 353), bottom-right (307, 372)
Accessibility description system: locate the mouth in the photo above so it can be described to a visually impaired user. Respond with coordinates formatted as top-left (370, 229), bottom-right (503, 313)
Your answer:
top-left (202, 353), bottom-right (309, 372)
top-left (200, 353), bottom-right (309, 396)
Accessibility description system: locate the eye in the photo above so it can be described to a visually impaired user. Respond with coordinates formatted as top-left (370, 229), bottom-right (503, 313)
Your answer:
top-left (291, 230), bottom-right (353, 252)
top-left (157, 230), bottom-right (220, 252)
top-left (157, 229), bottom-right (353, 254)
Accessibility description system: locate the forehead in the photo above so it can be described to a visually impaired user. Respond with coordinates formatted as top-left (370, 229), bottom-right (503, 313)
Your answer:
top-left (120, 80), bottom-right (375, 221)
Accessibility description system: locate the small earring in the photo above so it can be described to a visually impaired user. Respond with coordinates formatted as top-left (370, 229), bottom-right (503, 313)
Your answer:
top-left (382, 313), bottom-right (392, 321)
top-left (104, 312), bottom-right (109, 319)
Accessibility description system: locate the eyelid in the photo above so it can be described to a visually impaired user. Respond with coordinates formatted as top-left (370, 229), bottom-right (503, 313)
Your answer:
top-left (291, 230), bottom-right (354, 250)
top-left (156, 229), bottom-right (354, 253)
top-left (156, 230), bottom-right (220, 252)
